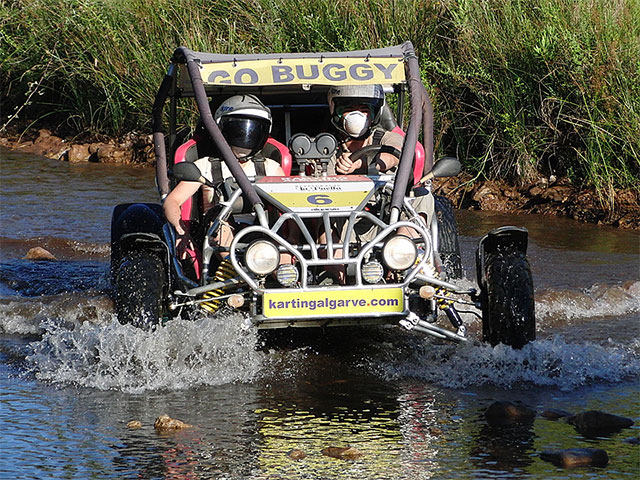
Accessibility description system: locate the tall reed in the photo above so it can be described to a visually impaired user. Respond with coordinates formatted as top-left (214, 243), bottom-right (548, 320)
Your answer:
top-left (1, 0), bottom-right (637, 197)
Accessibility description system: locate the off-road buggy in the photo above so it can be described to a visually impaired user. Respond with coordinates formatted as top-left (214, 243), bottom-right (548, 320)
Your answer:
top-left (110, 42), bottom-right (535, 348)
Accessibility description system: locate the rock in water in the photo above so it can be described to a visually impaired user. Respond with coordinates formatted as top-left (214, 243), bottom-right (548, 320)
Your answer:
top-left (126, 420), bottom-right (142, 429)
top-left (540, 448), bottom-right (609, 468)
top-left (567, 410), bottom-right (634, 434)
top-left (154, 414), bottom-right (191, 432)
top-left (321, 446), bottom-right (363, 460)
top-left (24, 247), bottom-right (57, 261)
top-left (485, 401), bottom-right (536, 425)
top-left (287, 449), bottom-right (307, 460)
top-left (540, 409), bottom-right (573, 420)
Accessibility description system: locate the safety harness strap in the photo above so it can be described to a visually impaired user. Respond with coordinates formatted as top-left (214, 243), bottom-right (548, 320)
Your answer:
top-left (252, 154), bottom-right (267, 178)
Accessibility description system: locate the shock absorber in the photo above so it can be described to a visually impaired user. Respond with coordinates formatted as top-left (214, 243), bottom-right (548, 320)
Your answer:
top-left (416, 249), bottom-right (466, 335)
top-left (201, 258), bottom-right (236, 313)
top-left (434, 276), bottom-right (466, 336)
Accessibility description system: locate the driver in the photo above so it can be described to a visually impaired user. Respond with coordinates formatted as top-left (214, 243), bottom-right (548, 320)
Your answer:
top-left (328, 83), bottom-right (434, 228)
top-left (327, 84), bottom-right (403, 175)
top-left (163, 94), bottom-right (284, 259)
top-left (320, 85), bottom-right (435, 284)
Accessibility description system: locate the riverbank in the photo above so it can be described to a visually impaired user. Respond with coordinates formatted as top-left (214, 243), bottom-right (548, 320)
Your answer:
top-left (1, 128), bottom-right (638, 230)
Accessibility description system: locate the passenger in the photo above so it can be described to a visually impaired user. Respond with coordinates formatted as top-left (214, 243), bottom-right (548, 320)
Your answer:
top-left (163, 94), bottom-right (284, 259)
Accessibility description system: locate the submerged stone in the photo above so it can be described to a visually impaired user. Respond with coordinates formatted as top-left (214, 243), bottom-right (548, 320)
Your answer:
top-left (126, 420), bottom-right (142, 429)
top-left (321, 446), bottom-right (363, 460)
top-left (567, 410), bottom-right (634, 434)
top-left (540, 448), bottom-right (609, 468)
top-left (24, 247), bottom-right (56, 261)
top-left (485, 401), bottom-right (536, 425)
top-left (541, 409), bottom-right (573, 420)
top-left (287, 449), bottom-right (306, 460)
top-left (154, 414), bottom-right (192, 432)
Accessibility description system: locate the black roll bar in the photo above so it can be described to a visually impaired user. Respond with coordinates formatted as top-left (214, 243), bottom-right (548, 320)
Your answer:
top-left (390, 42), bottom-right (434, 222)
top-left (154, 43), bottom-right (434, 221)
top-left (152, 65), bottom-right (174, 198)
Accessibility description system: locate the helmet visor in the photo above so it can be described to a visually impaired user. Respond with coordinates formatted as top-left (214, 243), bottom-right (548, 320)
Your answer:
top-left (219, 116), bottom-right (270, 153)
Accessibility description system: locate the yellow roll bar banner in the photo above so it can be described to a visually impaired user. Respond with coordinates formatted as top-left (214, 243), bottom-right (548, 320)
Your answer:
top-left (198, 57), bottom-right (406, 87)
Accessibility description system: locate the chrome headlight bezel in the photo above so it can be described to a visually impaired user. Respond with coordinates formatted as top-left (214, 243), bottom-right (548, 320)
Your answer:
top-left (245, 240), bottom-right (279, 276)
top-left (382, 235), bottom-right (418, 271)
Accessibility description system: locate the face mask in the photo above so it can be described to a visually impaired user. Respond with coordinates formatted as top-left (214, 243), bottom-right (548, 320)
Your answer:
top-left (342, 110), bottom-right (370, 138)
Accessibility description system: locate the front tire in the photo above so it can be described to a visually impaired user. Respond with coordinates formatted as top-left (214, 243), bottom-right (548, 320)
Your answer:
top-left (434, 194), bottom-right (462, 279)
top-left (115, 251), bottom-right (165, 329)
top-left (481, 247), bottom-right (535, 348)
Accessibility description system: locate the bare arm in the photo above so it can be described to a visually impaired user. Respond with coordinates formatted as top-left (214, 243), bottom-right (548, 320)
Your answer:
top-left (376, 152), bottom-right (399, 172)
top-left (335, 150), bottom-right (399, 174)
top-left (162, 181), bottom-right (202, 234)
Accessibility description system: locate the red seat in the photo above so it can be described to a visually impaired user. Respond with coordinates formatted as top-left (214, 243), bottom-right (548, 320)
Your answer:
top-left (391, 126), bottom-right (425, 184)
top-left (264, 137), bottom-right (292, 176)
top-left (173, 136), bottom-right (291, 225)
top-left (173, 137), bottom-right (200, 234)
top-left (172, 137), bottom-right (202, 278)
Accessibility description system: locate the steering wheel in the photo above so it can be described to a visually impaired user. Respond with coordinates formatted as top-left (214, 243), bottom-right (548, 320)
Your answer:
top-left (347, 144), bottom-right (402, 175)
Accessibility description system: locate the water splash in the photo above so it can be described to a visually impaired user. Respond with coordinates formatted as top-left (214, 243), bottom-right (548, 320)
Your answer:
top-left (0, 292), bottom-right (113, 335)
top-left (536, 281), bottom-right (640, 322)
top-left (26, 313), bottom-right (263, 393)
top-left (377, 336), bottom-right (640, 390)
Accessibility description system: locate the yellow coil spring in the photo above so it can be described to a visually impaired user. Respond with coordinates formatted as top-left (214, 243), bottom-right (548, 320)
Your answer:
top-left (417, 250), bottom-right (455, 310)
top-left (432, 270), bottom-right (455, 309)
top-left (200, 258), bottom-right (236, 313)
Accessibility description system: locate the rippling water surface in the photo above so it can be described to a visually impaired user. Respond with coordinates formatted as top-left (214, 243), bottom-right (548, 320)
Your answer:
top-left (1, 148), bottom-right (639, 479)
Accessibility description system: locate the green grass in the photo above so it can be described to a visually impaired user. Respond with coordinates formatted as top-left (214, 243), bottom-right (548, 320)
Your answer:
top-left (1, 0), bottom-right (638, 199)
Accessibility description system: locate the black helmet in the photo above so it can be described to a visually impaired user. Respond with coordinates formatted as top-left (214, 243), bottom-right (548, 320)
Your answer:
top-left (214, 94), bottom-right (272, 155)
top-left (327, 84), bottom-right (385, 138)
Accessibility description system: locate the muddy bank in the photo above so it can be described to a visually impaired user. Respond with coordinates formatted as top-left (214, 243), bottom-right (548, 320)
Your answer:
top-left (2, 129), bottom-right (639, 230)
top-left (434, 175), bottom-right (640, 230)
top-left (0, 128), bottom-right (154, 164)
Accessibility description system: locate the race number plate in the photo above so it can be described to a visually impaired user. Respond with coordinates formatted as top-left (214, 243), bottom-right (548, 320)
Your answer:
top-left (256, 175), bottom-right (375, 212)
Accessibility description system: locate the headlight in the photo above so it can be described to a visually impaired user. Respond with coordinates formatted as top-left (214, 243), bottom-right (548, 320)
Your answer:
top-left (245, 240), bottom-right (279, 275)
top-left (382, 235), bottom-right (417, 270)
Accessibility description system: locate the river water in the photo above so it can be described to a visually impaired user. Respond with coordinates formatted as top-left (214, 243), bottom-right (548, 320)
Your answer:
top-left (1, 148), bottom-right (638, 479)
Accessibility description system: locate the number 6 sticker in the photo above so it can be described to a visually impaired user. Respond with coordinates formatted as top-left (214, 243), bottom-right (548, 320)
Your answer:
top-left (307, 194), bottom-right (333, 205)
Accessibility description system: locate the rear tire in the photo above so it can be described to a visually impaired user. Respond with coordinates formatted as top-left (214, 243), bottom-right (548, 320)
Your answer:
top-left (434, 194), bottom-right (462, 279)
top-left (115, 251), bottom-right (165, 329)
top-left (481, 247), bottom-right (535, 348)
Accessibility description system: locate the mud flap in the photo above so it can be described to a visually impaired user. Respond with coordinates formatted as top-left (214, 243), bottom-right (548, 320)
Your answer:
top-left (110, 203), bottom-right (169, 288)
top-left (475, 226), bottom-right (528, 291)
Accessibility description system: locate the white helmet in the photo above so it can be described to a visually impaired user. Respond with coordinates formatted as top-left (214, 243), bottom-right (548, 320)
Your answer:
top-left (214, 94), bottom-right (272, 155)
top-left (327, 85), bottom-right (385, 139)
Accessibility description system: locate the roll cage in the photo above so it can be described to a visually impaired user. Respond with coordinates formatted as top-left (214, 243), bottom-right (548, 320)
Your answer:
top-left (112, 41), bottom-right (536, 349)
top-left (151, 42), bottom-right (435, 226)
